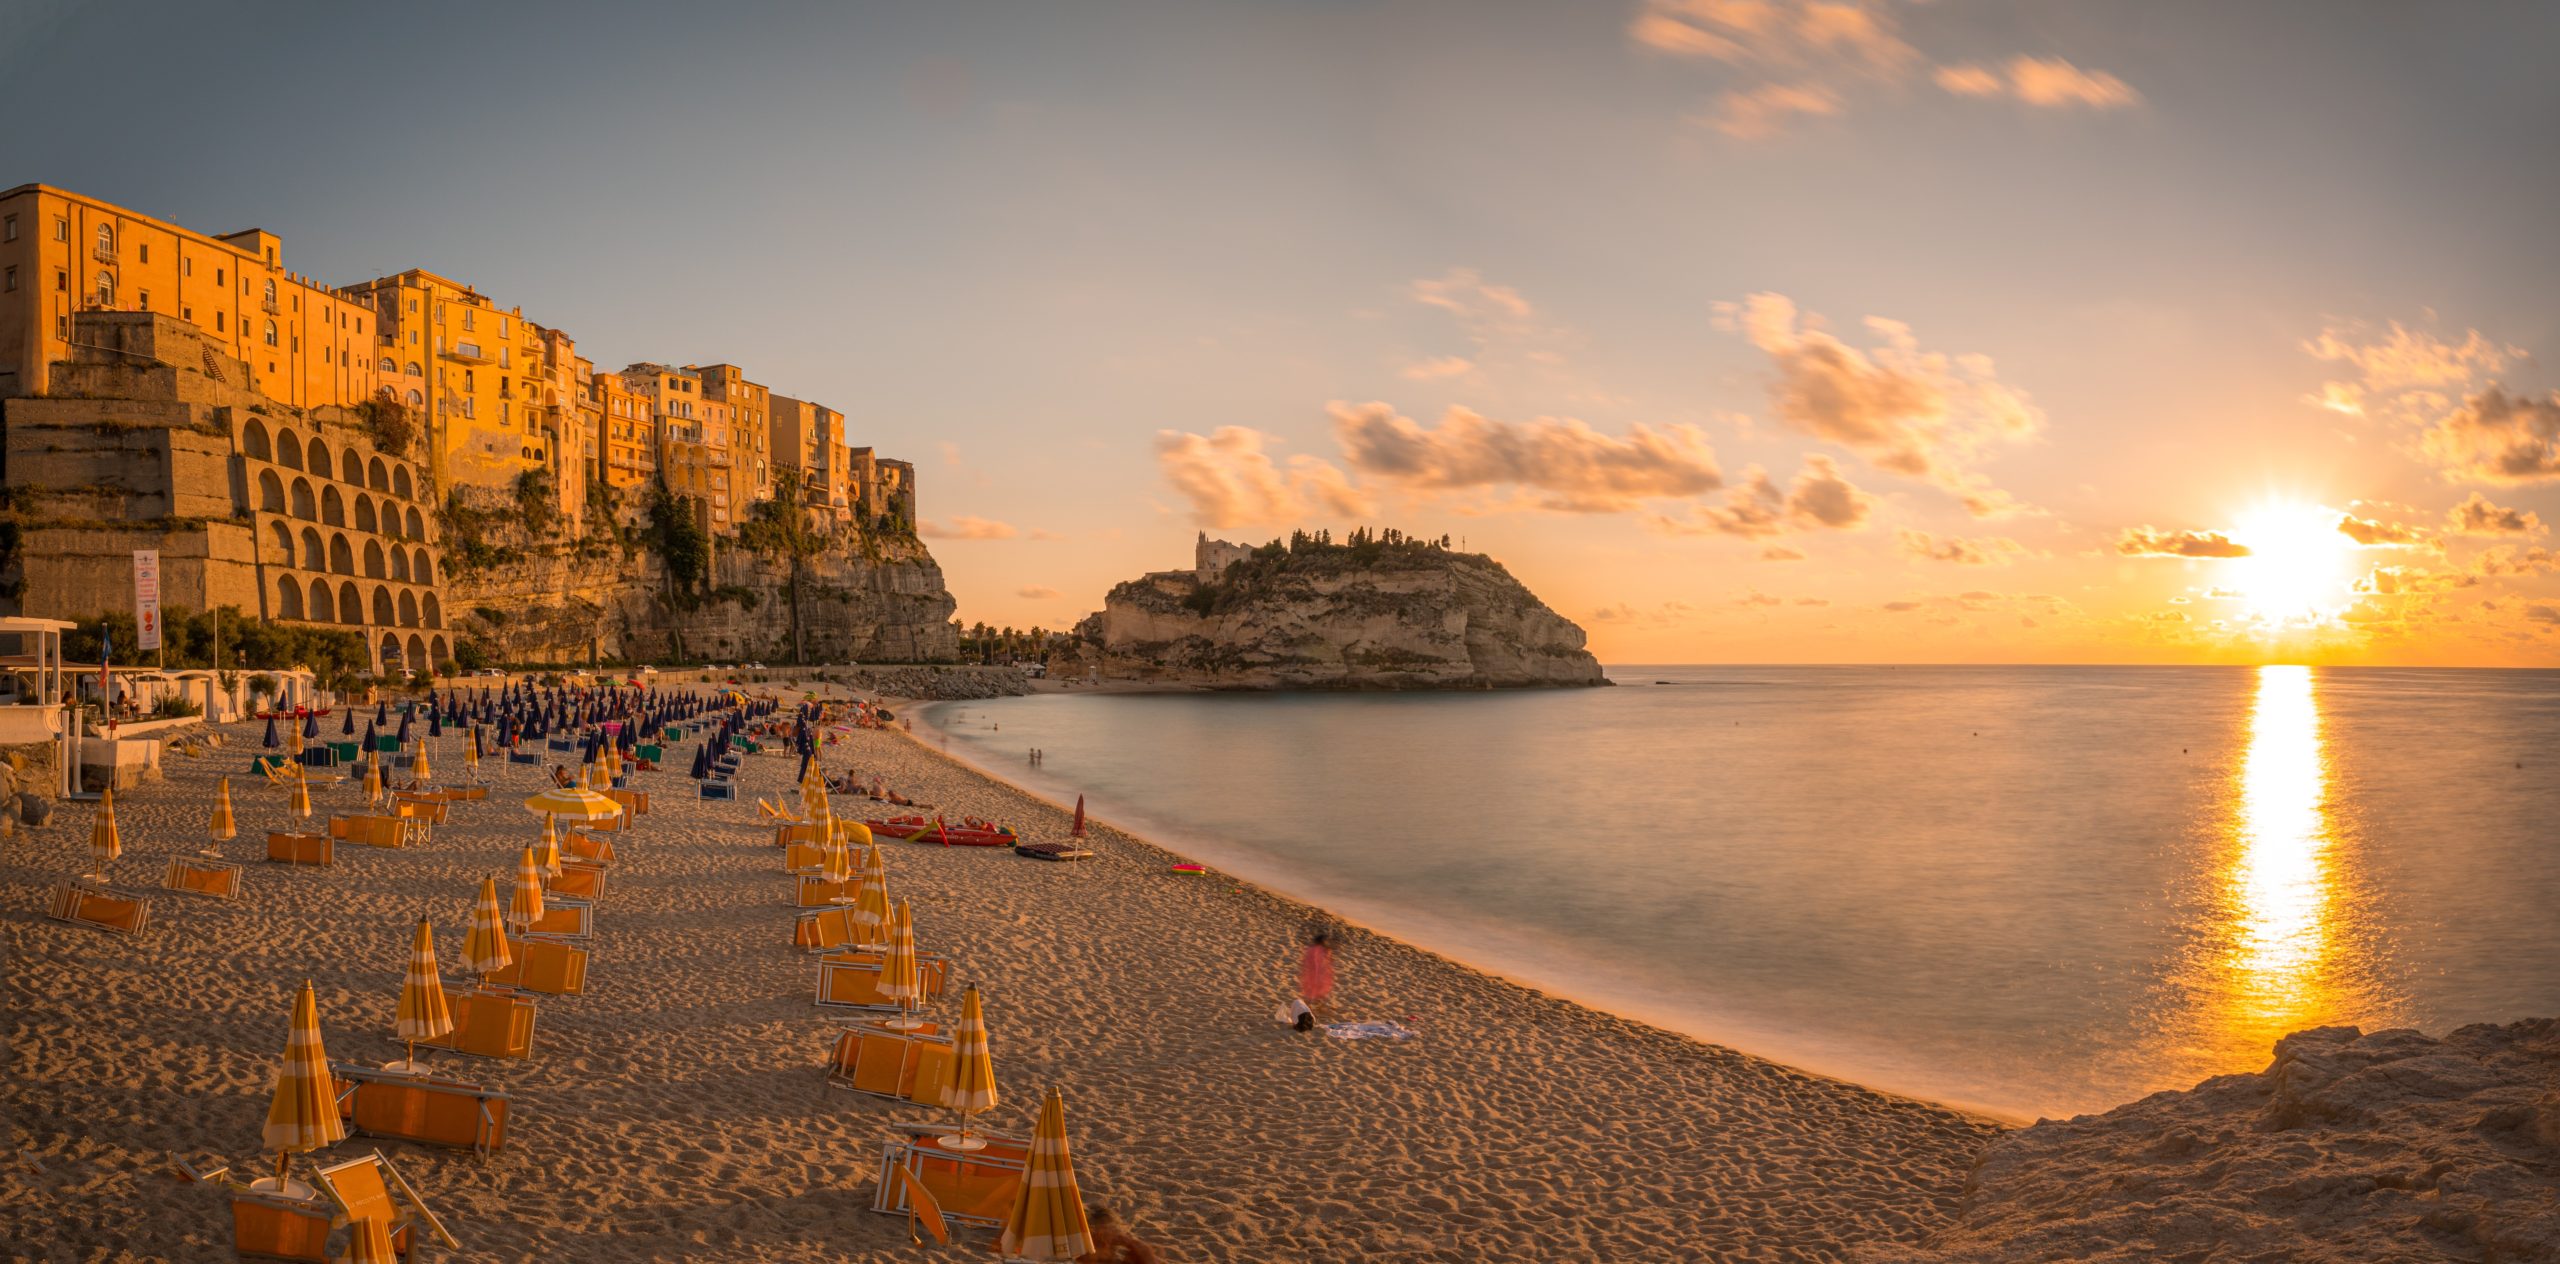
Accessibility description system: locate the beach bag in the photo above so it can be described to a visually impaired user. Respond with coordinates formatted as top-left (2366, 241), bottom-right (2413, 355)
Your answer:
top-left (1276, 998), bottom-right (1314, 1032)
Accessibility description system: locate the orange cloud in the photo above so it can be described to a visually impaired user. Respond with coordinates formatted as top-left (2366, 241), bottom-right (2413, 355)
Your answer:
top-left (1331, 401), bottom-right (1724, 512)
top-left (1154, 427), bottom-right (1371, 529)
top-left (1704, 83), bottom-right (1842, 139)
top-left (1648, 456), bottom-right (1873, 537)
top-left (2116, 526), bottom-right (2249, 558)
top-left (2448, 492), bottom-right (2543, 536)
top-left (1398, 355), bottom-right (1474, 381)
top-left (2422, 387), bottom-right (2560, 484)
top-left (1015, 585), bottom-right (1061, 599)
top-left (919, 515), bottom-right (1019, 540)
top-left (2335, 513), bottom-right (2432, 547)
top-left (1897, 529), bottom-right (2027, 565)
top-left (1935, 57), bottom-right (2138, 109)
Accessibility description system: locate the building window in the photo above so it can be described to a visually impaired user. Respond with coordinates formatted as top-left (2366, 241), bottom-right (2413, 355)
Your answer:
top-left (137, 289), bottom-right (148, 309)
top-left (96, 272), bottom-right (114, 306)
top-left (405, 389), bottom-right (422, 406)
top-left (216, 268), bottom-right (225, 286)
top-left (264, 279), bottom-right (277, 305)
top-left (264, 320), bottom-right (278, 347)
top-left (138, 243), bottom-right (148, 264)
top-left (183, 306), bottom-right (192, 321)
top-left (2, 214), bottom-right (15, 241)
top-left (55, 269), bottom-right (66, 291)
top-left (56, 314), bottom-right (66, 337)
top-left (54, 218), bottom-right (67, 241)
top-left (216, 312), bottom-right (226, 332)
top-left (3, 266), bottom-right (13, 292)
top-left (182, 255), bottom-right (191, 277)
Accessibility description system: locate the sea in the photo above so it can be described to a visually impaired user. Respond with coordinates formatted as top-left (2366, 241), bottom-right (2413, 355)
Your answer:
top-left (916, 665), bottom-right (2560, 1120)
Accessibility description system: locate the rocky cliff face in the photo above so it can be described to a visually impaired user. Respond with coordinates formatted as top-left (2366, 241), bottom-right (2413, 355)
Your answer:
top-left (1062, 537), bottom-right (1605, 690)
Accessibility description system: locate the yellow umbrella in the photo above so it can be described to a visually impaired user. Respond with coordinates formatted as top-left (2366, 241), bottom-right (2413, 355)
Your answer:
top-left (821, 826), bottom-right (854, 903)
top-left (412, 740), bottom-right (432, 785)
top-left (881, 899), bottom-right (923, 1029)
top-left (209, 777), bottom-right (237, 843)
top-left (537, 813), bottom-right (562, 878)
top-left (466, 729), bottom-right (482, 781)
top-left (361, 759), bottom-right (383, 808)
top-left (464, 876), bottom-right (513, 984)
top-left (287, 723), bottom-right (304, 757)
top-left (945, 986), bottom-right (999, 1147)
top-left (508, 847), bottom-right (544, 932)
top-left (289, 767), bottom-right (312, 819)
top-left (839, 819), bottom-right (874, 850)
top-left (261, 980), bottom-right (346, 1183)
top-left (852, 842), bottom-right (891, 947)
top-left (998, 1089), bottom-right (1093, 1261)
top-left (395, 917), bottom-right (453, 1068)
top-left (524, 785), bottom-right (621, 821)
top-left (86, 786), bottom-right (121, 879)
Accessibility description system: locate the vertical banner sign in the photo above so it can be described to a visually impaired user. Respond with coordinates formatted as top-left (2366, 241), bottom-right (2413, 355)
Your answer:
top-left (133, 549), bottom-right (162, 651)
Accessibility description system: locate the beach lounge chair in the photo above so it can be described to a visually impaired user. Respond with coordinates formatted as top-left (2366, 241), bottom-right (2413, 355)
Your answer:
top-left (525, 897), bottom-right (594, 940)
top-left (334, 1065), bottom-right (511, 1155)
top-left (870, 1123), bottom-right (1029, 1230)
top-left (483, 934), bottom-right (589, 996)
top-left (255, 757), bottom-right (297, 785)
top-left (784, 840), bottom-right (828, 874)
top-left (507, 750), bottom-right (539, 765)
top-left (329, 740), bottom-right (361, 763)
top-left (794, 906), bottom-right (859, 952)
top-left (548, 861), bottom-right (606, 901)
top-left (164, 856), bottom-right (245, 899)
top-left (391, 793), bottom-right (449, 824)
top-left (774, 820), bottom-right (824, 847)
top-left (606, 789), bottom-right (648, 817)
top-left (824, 1018), bottom-right (956, 1104)
top-left (814, 950), bottom-right (951, 1012)
top-left (315, 1150), bottom-right (459, 1258)
top-left (564, 831), bottom-right (616, 864)
top-left (47, 882), bottom-right (152, 935)
top-left (327, 814), bottom-right (409, 850)
top-left (795, 875), bottom-right (857, 908)
top-left (265, 831), bottom-right (334, 866)
top-left (698, 780), bottom-right (735, 801)
top-left (220, 1171), bottom-right (335, 1262)
top-left (421, 989), bottom-right (538, 1060)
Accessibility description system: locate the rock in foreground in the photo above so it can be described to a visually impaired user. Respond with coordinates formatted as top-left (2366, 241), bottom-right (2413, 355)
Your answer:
top-left (1059, 530), bottom-right (1606, 690)
top-left (1876, 1020), bottom-right (2560, 1263)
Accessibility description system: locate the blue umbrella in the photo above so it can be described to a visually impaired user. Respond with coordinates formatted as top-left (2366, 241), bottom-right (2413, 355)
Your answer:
top-left (397, 710), bottom-right (412, 743)
top-left (341, 709), bottom-right (355, 736)
top-left (262, 716), bottom-right (279, 749)
top-left (428, 710), bottom-right (443, 738)
top-left (301, 712), bottom-right (319, 739)
top-left (363, 718), bottom-right (378, 750)
top-left (374, 700), bottom-right (388, 725)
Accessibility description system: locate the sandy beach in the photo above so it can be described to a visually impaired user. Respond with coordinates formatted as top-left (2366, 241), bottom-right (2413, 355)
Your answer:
top-left (4, 695), bottom-right (1999, 1262)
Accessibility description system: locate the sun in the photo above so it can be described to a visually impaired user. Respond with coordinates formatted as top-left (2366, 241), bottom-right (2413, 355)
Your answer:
top-left (2230, 502), bottom-right (2356, 624)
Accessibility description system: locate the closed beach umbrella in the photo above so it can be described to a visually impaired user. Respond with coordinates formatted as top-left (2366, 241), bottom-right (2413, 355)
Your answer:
top-left (287, 720), bottom-right (304, 757)
top-left (341, 709), bottom-right (355, 736)
top-left (395, 917), bottom-right (452, 1067)
top-left (289, 767), bottom-right (312, 819)
top-left (946, 986), bottom-right (999, 1143)
top-left (375, 700), bottom-right (388, 725)
top-left (361, 759), bottom-right (382, 808)
top-left (508, 847), bottom-right (544, 931)
top-left (998, 1089), bottom-right (1093, 1261)
top-left (821, 826), bottom-right (854, 901)
top-left (464, 876), bottom-right (513, 983)
top-left (1071, 795), bottom-right (1085, 838)
top-left (882, 899), bottom-right (923, 1028)
top-left (86, 786), bottom-right (120, 879)
top-left (261, 980), bottom-right (346, 1181)
top-left (262, 715), bottom-right (279, 748)
top-left (537, 813), bottom-right (561, 878)
top-left (208, 777), bottom-right (236, 849)
top-left (397, 710), bottom-right (411, 744)
top-left (853, 842), bottom-right (891, 946)
top-left (302, 712), bottom-right (319, 741)
top-left (413, 740), bottom-right (432, 784)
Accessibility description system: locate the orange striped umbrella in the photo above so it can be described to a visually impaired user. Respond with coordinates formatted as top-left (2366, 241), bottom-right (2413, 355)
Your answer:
top-left (287, 722), bottom-right (304, 757)
top-left (881, 899), bottom-right (923, 1028)
top-left (86, 786), bottom-right (121, 878)
top-left (946, 986), bottom-right (999, 1143)
top-left (998, 1089), bottom-right (1093, 1261)
top-left (821, 825), bottom-right (853, 892)
top-left (395, 916), bottom-right (453, 1066)
top-left (361, 759), bottom-right (383, 808)
top-left (289, 766), bottom-right (312, 819)
top-left (537, 813), bottom-right (562, 878)
top-left (466, 729), bottom-right (482, 780)
top-left (209, 777), bottom-right (237, 842)
top-left (412, 740), bottom-right (432, 785)
top-left (464, 876), bottom-right (513, 983)
top-left (852, 841), bottom-right (891, 947)
top-left (261, 980), bottom-right (345, 1180)
top-left (508, 847), bottom-right (544, 932)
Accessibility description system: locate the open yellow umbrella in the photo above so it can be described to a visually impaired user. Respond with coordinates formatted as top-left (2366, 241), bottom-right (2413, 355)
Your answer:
top-left (508, 847), bottom-right (544, 932)
top-left (998, 1089), bottom-right (1093, 1261)
top-left (881, 899), bottom-right (923, 1029)
top-left (394, 917), bottom-right (452, 1069)
top-left (289, 766), bottom-right (312, 819)
top-left (524, 785), bottom-right (621, 821)
top-left (945, 986), bottom-right (999, 1148)
top-left (853, 842), bottom-right (891, 947)
top-left (261, 980), bottom-right (346, 1185)
top-left (464, 876), bottom-right (513, 984)
top-left (85, 786), bottom-right (121, 880)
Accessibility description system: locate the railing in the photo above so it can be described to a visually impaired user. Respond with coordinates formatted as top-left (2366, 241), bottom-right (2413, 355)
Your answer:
top-left (93, 243), bottom-right (117, 264)
top-left (440, 342), bottom-right (492, 364)
top-left (260, 299), bottom-right (279, 315)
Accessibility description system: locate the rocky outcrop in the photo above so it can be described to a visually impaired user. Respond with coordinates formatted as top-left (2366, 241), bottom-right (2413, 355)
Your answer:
top-left (1877, 1020), bottom-right (2560, 1263)
top-left (1061, 534), bottom-right (1605, 690)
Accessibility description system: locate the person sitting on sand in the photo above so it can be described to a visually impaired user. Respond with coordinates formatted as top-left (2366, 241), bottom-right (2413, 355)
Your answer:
top-left (1077, 1206), bottom-right (1160, 1264)
top-left (1299, 931), bottom-right (1337, 1020)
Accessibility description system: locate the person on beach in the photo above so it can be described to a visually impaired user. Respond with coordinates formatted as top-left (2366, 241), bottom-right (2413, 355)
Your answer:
top-left (1077, 1206), bottom-right (1160, 1264)
top-left (1298, 931), bottom-right (1337, 1021)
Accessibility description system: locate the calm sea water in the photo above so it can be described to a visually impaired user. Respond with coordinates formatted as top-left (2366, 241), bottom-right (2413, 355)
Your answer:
top-left (918, 665), bottom-right (2560, 1119)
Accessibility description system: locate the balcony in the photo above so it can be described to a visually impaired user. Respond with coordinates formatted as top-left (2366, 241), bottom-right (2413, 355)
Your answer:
top-left (93, 243), bottom-right (118, 264)
top-left (440, 341), bottom-right (493, 364)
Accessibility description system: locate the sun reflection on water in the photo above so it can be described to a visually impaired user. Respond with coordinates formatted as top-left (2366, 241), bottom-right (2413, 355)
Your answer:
top-left (2225, 664), bottom-right (2336, 1037)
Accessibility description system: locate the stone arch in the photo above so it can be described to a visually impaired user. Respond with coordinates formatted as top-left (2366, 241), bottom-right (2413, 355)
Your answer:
top-left (258, 469), bottom-right (286, 513)
top-left (398, 590), bottom-right (419, 628)
top-left (319, 484), bottom-right (344, 527)
top-left (429, 634), bottom-right (449, 667)
top-left (423, 593), bottom-right (443, 629)
top-left (289, 477), bottom-right (316, 521)
top-left (404, 388), bottom-right (422, 408)
top-left (338, 581), bottom-right (362, 626)
top-left (339, 449), bottom-right (365, 484)
top-left (378, 356), bottom-right (396, 374)
top-left (393, 466), bottom-right (414, 500)
top-left (368, 456), bottom-right (389, 491)
top-left (412, 549), bottom-right (433, 584)
top-left (371, 586), bottom-right (395, 626)
top-left (362, 539), bottom-right (386, 579)
top-left (380, 632), bottom-right (401, 671)
top-left (406, 634), bottom-right (428, 671)
top-left (308, 578), bottom-right (334, 623)
top-left (390, 548), bottom-right (410, 582)
top-left (299, 526), bottom-right (323, 571)
top-left (328, 532), bottom-right (355, 576)
top-left (404, 506), bottom-right (424, 539)
top-left (266, 519), bottom-right (293, 565)
top-left (306, 436), bottom-right (329, 474)
top-left (242, 419), bottom-right (272, 462)
top-left (276, 576), bottom-right (303, 620)
top-left (354, 495), bottom-right (378, 533)
top-left (275, 427), bottom-right (304, 470)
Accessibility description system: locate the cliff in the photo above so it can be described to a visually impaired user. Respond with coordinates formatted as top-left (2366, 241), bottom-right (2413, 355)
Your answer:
top-left (1061, 532), bottom-right (1606, 690)
top-left (1878, 1020), bottom-right (2560, 1263)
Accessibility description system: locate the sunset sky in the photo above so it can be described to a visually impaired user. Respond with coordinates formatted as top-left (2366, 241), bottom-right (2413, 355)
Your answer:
top-left (7, 1), bottom-right (2559, 664)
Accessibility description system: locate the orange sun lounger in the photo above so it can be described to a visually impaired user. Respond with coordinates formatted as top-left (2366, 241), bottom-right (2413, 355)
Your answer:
top-left (814, 950), bottom-right (951, 1012)
top-left (870, 1123), bottom-right (1029, 1230)
top-left (316, 1149), bottom-right (459, 1258)
top-left (564, 831), bottom-right (616, 864)
top-left (164, 856), bottom-right (246, 899)
top-left (795, 875), bottom-right (856, 907)
top-left (483, 935), bottom-right (589, 997)
top-left (328, 814), bottom-right (410, 849)
top-left (420, 989), bottom-right (538, 1060)
top-left (389, 793), bottom-right (449, 823)
top-left (547, 861), bottom-right (606, 901)
top-left (606, 789), bottom-right (649, 817)
top-left (47, 882), bottom-right (152, 935)
top-left (784, 840), bottom-right (828, 874)
top-left (334, 1064), bottom-right (511, 1155)
top-left (525, 898), bottom-right (594, 941)
top-left (825, 1019), bottom-right (956, 1105)
top-left (773, 820), bottom-right (825, 848)
top-left (793, 906), bottom-right (867, 952)
top-left (266, 831), bottom-right (334, 866)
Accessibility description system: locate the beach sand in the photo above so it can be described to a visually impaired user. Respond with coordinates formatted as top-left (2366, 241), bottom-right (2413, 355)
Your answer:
top-left (4, 697), bottom-right (1999, 1261)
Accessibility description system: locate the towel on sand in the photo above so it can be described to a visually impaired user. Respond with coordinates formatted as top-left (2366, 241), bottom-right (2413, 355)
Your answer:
top-left (1323, 1021), bottom-right (1417, 1041)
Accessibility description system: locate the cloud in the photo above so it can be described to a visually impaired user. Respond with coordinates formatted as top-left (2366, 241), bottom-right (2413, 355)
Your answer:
top-left (1331, 401), bottom-right (1723, 512)
top-left (1897, 528), bottom-right (2028, 565)
top-left (2357, 566), bottom-right (2477, 596)
top-left (1027, 528), bottom-right (1068, 541)
top-left (2421, 387), bottom-right (2560, 484)
top-left (2475, 545), bottom-right (2560, 577)
top-left (1411, 268), bottom-right (1533, 322)
top-left (1934, 56), bottom-right (2138, 109)
top-left (1015, 585), bottom-right (1061, 599)
top-left (1794, 596), bottom-right (1829, 606)
top-left (1735, 590), bottom-right (1784, 607)
top-left (1762, 545), bottom-right (1807, 562)
top-left (918, 515), bottom-right (1019, 540)
top-left (1882, 600), bottom-right (1922, 612)
top-left (1398, 355), bottom-right (1474, 381)
top-left (2336, 513), bottom-right (2432, 547)
top-left (1726, 293), bottom-right (2042, 515)
top-left (2528, 603), bottom-right (2560, 626)
top-left (1647, 456), bottom-right (1874, 537)
top-left (1631, 0), bottom-right (1916, 76)
top-left (1704, 82), bottom-right (1843, 139)
top-left (2448, 492), bottom-right (2543, 536)
top-left (1155, 427), bottom-right (1372, 529)
top-left (2306, 321), bottom-right (2518, 401)
top-left (2116, 526), bottom-right (2250, 558)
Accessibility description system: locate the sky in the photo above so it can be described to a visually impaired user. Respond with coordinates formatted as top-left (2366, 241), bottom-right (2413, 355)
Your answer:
top-left (5, 0), bottom-right (2559, 664)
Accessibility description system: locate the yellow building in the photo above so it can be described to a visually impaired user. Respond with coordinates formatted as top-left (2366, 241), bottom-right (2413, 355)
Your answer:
top-left (770, 393), bottom-right (849, 521)
top-left (0, 184), bottom-right (381, 408)
top-left (594, 368), bottom-right (656, 493)
top-left (693, 363), bottom-right (772, 514)
top-left (620, 363), bottom-right (738, 530)
top-left (345, 269), bottom-right (575, 498)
